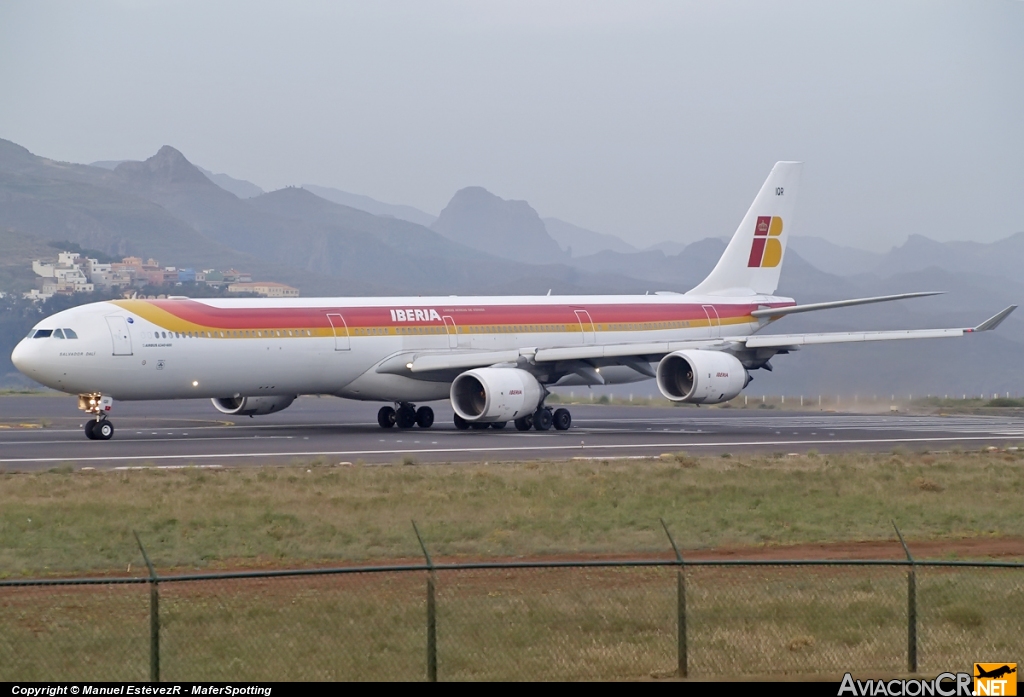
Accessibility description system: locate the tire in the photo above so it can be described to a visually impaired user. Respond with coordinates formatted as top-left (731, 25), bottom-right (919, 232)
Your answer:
top-left (491, 421), bottom-right (507, 429)
top-left (396, 406), bottom-right (416, 429)
top-left (453, 413), bottom-right (470, 430)
top-left (415, 406), bottom-right (434, 428)
top-left (84, 420), bottom-right (98, 440)
top-left (514, 416), bottom-right (532, 431)
top-left (377, 406), bottom-right (396, 428)
top-left (553, 408), bottom-right (572, 431)
top-left (470, 422), bottom-right (489, 430)
top-left (533, 408), bottom-right (553, 432)
top-left (96, 420), bottom-right (114, 440)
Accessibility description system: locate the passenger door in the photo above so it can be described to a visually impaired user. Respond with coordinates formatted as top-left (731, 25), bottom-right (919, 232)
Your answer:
top-left (327, 313), bottom-right (351, 351)
top-left (105, 316), bottom-right (133, 356)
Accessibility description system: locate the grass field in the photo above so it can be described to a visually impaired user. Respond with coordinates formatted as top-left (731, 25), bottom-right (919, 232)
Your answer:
top-left (1, 450), bottom-right (1023, 575)
top-left (2, 451), bottom-right (1022, 680)
top-left (3, 564), bottom-right (1020, 680)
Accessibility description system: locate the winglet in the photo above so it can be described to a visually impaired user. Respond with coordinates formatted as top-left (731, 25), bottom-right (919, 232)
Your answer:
top-left (970, 305), bottom-right (1017, 332)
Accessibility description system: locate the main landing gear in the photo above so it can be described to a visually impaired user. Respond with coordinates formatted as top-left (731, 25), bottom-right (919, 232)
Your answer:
top-left (378, 403), bottom-right (434, 429)
top-left (514, 406), bottom-right (572, 432)
top-left (79, 393), bottom-right (115, 440)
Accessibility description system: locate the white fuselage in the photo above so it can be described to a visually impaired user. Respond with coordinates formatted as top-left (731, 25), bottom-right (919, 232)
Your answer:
top-left (11, 294), bottom-right (785, 403)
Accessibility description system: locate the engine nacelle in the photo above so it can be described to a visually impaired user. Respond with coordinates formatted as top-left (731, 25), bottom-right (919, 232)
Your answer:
top-left (211, 395), bottom-right (296, 416)
top-left (450, 368), bottom-right (544, 422)
top-left (656, 350), bottom-right (748, 404)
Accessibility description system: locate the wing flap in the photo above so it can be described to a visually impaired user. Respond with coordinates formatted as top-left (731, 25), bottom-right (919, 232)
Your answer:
top-left (744, 328), bottom-right (966, 349)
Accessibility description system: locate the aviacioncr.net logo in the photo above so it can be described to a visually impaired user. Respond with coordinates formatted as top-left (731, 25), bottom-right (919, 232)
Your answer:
top-left (747, 215), bottom-right (783, 268)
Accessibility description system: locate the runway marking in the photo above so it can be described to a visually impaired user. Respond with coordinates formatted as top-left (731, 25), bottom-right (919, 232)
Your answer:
top-left (113, 464), bottom-right (224, 470)
top-left (0, 434), bottom-right (1017, 465)
top-left (0, 435), bottom-right (296, 447)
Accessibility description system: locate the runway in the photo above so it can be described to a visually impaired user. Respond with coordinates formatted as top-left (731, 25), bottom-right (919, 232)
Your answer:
top-left (1, 394), bottom-right (1023, 471)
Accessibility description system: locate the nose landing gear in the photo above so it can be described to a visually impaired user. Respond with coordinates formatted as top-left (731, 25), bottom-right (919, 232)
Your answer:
top-left (79, 393), bottom-right (115, 440)
top-left (85, 418), bottom-right (114, 440)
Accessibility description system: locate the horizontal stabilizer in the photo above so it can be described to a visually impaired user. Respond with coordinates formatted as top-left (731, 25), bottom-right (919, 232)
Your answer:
top-left (750, 292), bottom-right (944, 319)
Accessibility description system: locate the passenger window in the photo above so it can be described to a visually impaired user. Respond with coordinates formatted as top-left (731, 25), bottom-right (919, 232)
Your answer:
top-left (63, 328), bottom-right (78, 339)
top-left (53, 329), bottom-right (65, 339)
top-left (33, 329), bottom-right (53, 339)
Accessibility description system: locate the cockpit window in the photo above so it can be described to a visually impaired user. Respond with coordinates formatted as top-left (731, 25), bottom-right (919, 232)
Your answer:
top-left (63, 328), bottom-right (78, 339)
top-left (53, 329), bottom-right (66, 339)
top-left (32, 329), bottom-right (53, 339)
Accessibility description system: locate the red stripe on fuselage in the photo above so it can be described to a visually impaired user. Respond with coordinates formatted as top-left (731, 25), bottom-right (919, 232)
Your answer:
top-left (132, 299), bottom-right (791, 330)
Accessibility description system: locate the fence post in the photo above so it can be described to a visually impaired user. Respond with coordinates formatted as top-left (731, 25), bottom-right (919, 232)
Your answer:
top-left (413, 521), bottom-right (437, 682)
top-left (661, 519), bottom-right (687, 678)
top-left (893, 521), bottom-right (917, 673)
top-left (133, 531), bottom-right (160, 683)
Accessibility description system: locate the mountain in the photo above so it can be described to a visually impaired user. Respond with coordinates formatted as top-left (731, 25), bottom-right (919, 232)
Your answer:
top-left (197, 167), bottom-right (264, 199)
top-left (97, 146), bottom-right (639, 295)
top-left (0, 140), bottom-right (358, 295)
top-left (793, 231), bottom-right (1024, 284)
top-left (93, 158), bottom-right (265, 199)
top-left (646, 241), bottom-right (688, 256)
top-left (432, 187), bottom-right (569, 266)
top-left (302, 184), bottom-right (436, 227)
top-left (788, 236), bottom-right (882, 277)
top-left (542, 217), bottom-right (638, 257)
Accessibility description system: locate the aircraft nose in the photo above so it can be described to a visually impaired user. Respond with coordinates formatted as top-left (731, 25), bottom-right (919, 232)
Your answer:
top-left (11, 339), bottom-right (36, 376)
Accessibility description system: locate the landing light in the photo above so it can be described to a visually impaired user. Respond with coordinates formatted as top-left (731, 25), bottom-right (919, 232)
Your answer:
top-left (406, 362), bottom-right (413, 369)
top-left (192, 381), bottom-right (199, 387)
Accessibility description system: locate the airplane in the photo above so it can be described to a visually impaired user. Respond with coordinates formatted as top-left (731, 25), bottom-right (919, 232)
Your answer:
top-left (10, 162), bottom-right (1016, 440)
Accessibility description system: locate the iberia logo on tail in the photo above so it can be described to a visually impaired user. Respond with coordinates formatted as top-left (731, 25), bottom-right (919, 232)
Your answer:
top-left (747, 215), bottom-right (784, 268)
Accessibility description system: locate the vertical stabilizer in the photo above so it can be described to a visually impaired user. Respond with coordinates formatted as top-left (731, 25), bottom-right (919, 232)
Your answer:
top-left (687, 161), bottom-right (802, 296)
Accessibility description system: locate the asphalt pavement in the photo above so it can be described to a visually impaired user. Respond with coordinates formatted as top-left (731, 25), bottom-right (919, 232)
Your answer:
top-left (1, 394), bottom-right (1022, 470)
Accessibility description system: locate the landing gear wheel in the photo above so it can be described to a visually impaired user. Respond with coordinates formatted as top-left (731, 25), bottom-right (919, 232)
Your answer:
top-left (95, 420), bottom-right (114, 440)
top-left (514, 416), bottom-right (532, 431)
top-left (470, 422), bottom-right (489, 430)
top-left (84, 420), bottom-right (98, 440)
top-left (491, 421), bottom-right (507, 429)
top-left (553, 408), bottom-right (572, 431)
top-left (396, 405), bottom-right (417, 429)
top-left (454, 413), bottom-right (470, 430)
top-left (533, 408), bottom-right (553, 432)
top-left (415, 406), bottom-right (434, 428)
top-left (377, 406), bottom-right (396, 428)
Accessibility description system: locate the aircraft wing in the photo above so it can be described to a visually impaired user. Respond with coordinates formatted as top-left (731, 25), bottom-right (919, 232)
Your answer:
top-left (743, 305), bottom-right (1016, 349)
top-left (392, 305), bottom-right (1016, 375)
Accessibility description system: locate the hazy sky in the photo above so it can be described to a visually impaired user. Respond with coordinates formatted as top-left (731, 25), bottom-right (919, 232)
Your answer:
top-left (2, 1), bottom-right (1022, 251)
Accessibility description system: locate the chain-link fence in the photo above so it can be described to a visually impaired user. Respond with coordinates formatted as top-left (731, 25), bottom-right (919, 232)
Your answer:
top-left (1, 543), bottom-right (1021, 680)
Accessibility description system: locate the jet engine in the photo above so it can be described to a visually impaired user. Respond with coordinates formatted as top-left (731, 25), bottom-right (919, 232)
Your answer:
top-left (211, 395), bottom-right (297, 416)
top-left (450, 368), bottom-right (544, 423)
top-left (656, 350), bottom-right (749, 404)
